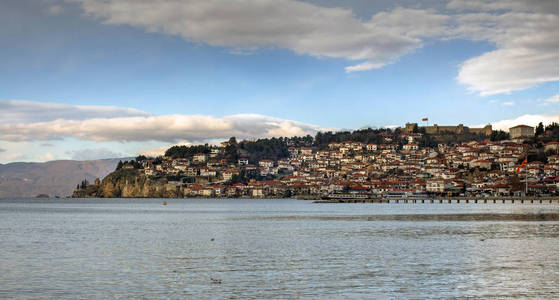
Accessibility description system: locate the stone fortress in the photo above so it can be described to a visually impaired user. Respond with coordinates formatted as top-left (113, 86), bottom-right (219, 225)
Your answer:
top-left (403, 123), bottom-right (493, 136)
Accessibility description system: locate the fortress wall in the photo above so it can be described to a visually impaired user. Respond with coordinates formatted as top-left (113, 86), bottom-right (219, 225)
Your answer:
top-left (404, 123), bottom-right (492, 136)
top-left (469, 125), bottom-right (493, 136)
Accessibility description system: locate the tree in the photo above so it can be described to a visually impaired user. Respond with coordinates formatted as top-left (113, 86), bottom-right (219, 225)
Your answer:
top-left (490, 130), bottom-right (510, 141)
top-left (165, 145), bottom-right (210, 158)
top-left (536, 122), bottom-right (544, 136)
top-left (135, 155), bottom-right (147, 162)
top-left (132, 160), bottom-right (142, 169)
top-left (228, 137), bottom-right (238, 146)
top-left (116, 160), bottom-right (124, 170)
top-left (224, 142), bottom-right (239, 163)
top-left (153, 156), bottom-right (163, 164)
top-left (80, 179), bottom-right (89, 189)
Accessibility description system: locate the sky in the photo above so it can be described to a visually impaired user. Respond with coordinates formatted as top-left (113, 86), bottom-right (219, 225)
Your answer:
top-left (2, 0), bottom-right (559, 163)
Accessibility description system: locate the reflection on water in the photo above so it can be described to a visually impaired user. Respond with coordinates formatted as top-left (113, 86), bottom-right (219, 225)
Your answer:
top-left (1, 198), bottom-right (559, 298)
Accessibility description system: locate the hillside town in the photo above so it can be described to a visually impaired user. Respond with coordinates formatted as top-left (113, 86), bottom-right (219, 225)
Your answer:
top-left (114, 123), bottom-right (559, 198)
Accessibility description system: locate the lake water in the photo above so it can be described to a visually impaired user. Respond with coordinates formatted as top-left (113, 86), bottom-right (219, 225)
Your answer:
top-left (1, 198), bottom-right (559, 299)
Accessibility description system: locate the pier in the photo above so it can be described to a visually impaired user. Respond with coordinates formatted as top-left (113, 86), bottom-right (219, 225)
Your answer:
top-left (313, 197), bottom-right (559, 204)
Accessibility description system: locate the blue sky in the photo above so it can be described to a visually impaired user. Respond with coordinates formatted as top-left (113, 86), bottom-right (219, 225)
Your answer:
top-left (2, 0), bottom-right (559, 163)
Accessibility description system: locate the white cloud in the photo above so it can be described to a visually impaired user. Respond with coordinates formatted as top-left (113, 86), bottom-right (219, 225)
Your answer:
top-left (76, 0), bottom-right (449, 72)
top-left (485, 114), bottom-right (559, 131)
top-left (46, 5), bottom-right (64, 16)
top-left (73, 0), bottom-right (559, 94)
top-left (502, 101), bottom-right (515, 106)
top-left (0, 148), bottom-right (5, 153)
top-left (368, 7), bottom-right (450, 39)
top-left (138, 140), bottom-right (196, 157)
top-left (545, 94), bottom-right (559, 103)
top-left (4, 153), bottom-right (25, 161)
top-left (0, 100), bottom-right (149, 124)
top-left (39, 152), bottom-right (55, 161)
top-left (448, 0), bottom-right (559, 14)
top-left (0, 102), bottom-right (330, 143)
top-left (449, 3), bottom-right (559, 95)
top-left (138, 145), bottom-right (171, 157)
top-left (66, 148), bottom-right (124, 160)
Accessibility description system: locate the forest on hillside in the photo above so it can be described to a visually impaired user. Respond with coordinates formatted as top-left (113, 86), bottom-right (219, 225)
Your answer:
top-left (155, 127), bottom-right (507, 164)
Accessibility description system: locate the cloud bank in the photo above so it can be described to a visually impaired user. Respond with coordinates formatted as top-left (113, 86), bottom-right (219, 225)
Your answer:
top-left (0, 100), bottom-right (328, 143)
top-left (66, 148), bottom-right (124, 160)
top-left (0, 100), bottom-right (149, 124)
top-left (72, 0), bottom-right (559, 96)
top-left (545, 94), bottom-right (559, 103)
top-left (77, 0), bottom-right (449, 73)
top-left (449, 0), bottom-right (559, 95)
top-left (484, 114), bottom-right (559, 131)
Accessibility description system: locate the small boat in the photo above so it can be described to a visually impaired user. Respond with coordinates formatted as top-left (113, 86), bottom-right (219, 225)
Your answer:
top-left (162, 201), bottom-right (167, 205)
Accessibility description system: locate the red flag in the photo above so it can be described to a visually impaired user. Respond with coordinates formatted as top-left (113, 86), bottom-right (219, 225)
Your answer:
top-left (516, 158), bottom-right (528, 173)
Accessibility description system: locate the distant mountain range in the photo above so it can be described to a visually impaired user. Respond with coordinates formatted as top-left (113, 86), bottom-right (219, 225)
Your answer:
top-left (0, 158), bottom-right (131, 198)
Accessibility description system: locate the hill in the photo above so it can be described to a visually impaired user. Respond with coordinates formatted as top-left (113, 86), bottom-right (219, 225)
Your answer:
top-left (0, 158), bottom-right (130, 198)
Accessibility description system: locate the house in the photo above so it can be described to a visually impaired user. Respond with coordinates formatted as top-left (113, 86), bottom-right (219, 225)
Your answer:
top-left (349, 142), bottom-right (363, 151)
top-left (426, 179), bottom-right (451, 193)
top-left (231, 183), bottom-right (247, 193)
top-left (200, 187), bottom-right (214, 197)
top-left (545, 142), bottom-right (559, 153)
top-left (488, 184), bottom-right (511, 196)
top-left (238, 158), bottom-right (249, 166)
top-left (199, 167), bottom-right (216, 177)
top-left (122, 163), bottom-right (134, 169)
top-left (366, 144), bottom-right (378, 151)
top-left (225, 187), bottom-right (238, 197)
top-left (144, 167), bottom-right (156, 176)
top-left (222, 170), bottom-right (239, 181)
top-left (185, 184), bottom-right (204, 196)
top-left (548, 155), bottom-right (559, 164)
top-left (328, 142), bottom-right (341, 150)
top-left (527, 166), bottom-right (541, 177)
top-left (210, 148), bottom-right (222, 158)
top-left (300, 147), bottom-right (313, 155)
top-left (212, 184), bottom-right (226, 196)
top-left (288, 147), bottom-right (299, 156)
top-left (185, 166), bottom-right (198, 177)
top-left (489, 144), bottom-right (504, 152)
top-left (259, 167), bottom-right (270, 176)
top-left (259, 160), bottom-right (274, 168)
top-left (402, 144), bottom-right (419, 151)
top-left (251, 188), bottom-right (265, 197)
top-left (544, 166), bottom-right (557, 177)
top-left (192, 153), bottom-right (208, 163)
top-left (470, 159), bottom-right (492, 169)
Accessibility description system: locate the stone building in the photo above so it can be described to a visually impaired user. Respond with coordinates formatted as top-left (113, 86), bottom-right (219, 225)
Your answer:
top-left (509, 125), bottom-right (534, 138)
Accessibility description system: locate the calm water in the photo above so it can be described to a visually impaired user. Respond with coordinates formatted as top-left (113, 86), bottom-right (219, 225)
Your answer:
top-left (1, 198), bottom-right (559, 299)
